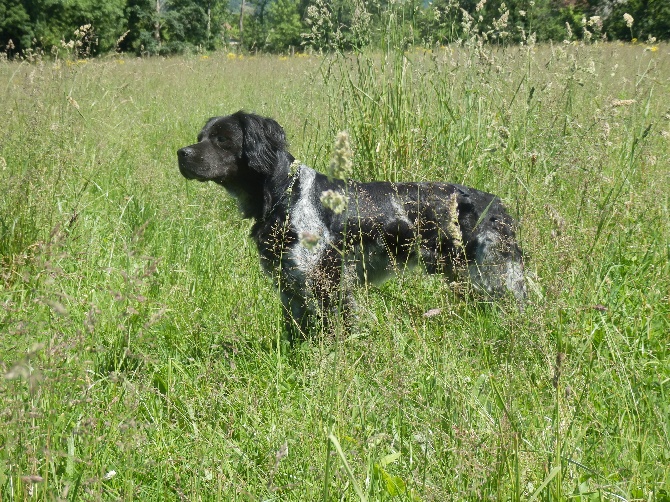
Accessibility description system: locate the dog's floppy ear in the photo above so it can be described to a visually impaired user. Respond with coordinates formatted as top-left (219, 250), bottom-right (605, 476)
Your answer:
top-left (235, 111), bottom-right (288, 174)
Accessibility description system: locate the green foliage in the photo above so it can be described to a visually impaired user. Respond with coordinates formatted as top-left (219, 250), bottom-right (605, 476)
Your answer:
top-left (0, 0), bottom-right (32, 53)
top-left (169, 0), bottom-right (225, 50)
top-left (2, 0), bottom-right (670, 56)
top-left (265, 0), bottom-right (302, 52)
top-left (604, 0), bottom-right (670, 41)
top-left (121, 0), bottom-right (191, 55)
top-left (24, 0), bottom-right (127, 54)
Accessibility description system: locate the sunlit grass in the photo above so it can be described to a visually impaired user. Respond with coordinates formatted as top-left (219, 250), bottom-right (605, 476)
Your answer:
top-left (1, 42), bottom-right (669, 500)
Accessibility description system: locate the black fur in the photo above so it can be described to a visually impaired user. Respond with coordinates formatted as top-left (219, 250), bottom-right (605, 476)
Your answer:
top-left (178, 111), bottom-right (526, 340)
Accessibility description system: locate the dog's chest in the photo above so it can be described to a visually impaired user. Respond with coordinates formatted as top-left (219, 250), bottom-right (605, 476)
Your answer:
top-left (287, 167), bottom-right (332, 272)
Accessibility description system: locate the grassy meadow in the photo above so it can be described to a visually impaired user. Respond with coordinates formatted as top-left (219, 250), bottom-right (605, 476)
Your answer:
top-left (1, 41), bottom-right (669, 500)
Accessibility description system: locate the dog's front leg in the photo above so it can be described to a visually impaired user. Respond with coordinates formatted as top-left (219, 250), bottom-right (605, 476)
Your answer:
top-left (279, 290), bottom-right (313, 343)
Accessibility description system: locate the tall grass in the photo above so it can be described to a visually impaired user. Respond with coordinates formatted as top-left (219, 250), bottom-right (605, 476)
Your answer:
top-left (1, 38), bottom-right (669, 500)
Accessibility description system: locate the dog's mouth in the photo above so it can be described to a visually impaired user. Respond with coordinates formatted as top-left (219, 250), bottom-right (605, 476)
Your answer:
top-left (179, 165), bottom-right (207, 181)
top-left (180, 166), bottom-right (227, 187)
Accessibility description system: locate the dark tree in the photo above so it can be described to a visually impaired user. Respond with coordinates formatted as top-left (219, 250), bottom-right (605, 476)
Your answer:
top-left (0, 1), bottom-right (32, 53)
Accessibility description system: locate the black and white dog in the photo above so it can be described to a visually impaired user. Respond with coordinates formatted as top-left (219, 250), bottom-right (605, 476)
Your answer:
top-left (178, 111), bottom-right (525, 339)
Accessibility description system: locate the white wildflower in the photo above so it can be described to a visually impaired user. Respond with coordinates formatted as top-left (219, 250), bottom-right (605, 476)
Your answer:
top-left (588, 16), bottom-right (602, 30)
top-left (103, 470), bottom-right (117, 481)
top-left (461, 9), bottom-right (473, 35)
top-left (306, 5), bottom-right (318, 18)
top-left (493, 9), bottom-right (509, 31)
top-left (623, 13), bottom-right (634, 28)
top-left (423, 308), bottom-right (443, 318)
top-left (585, 59), bottom-right (595, 74)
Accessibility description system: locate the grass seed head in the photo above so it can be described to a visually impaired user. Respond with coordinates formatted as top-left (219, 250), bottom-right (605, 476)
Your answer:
top-left (446, 192), bottom-right (463, 249)
top-left (612, 99), bottom-right (636, 107)
top-left (299, 230), bottom-right (321, 250)
top-left (565, 22), bottom-right (573, 40)
top-left (320, 189), bottom-right (347, 214)
top-left (329, 131), bottom-right (353, 179)
top-left (66, 95), bottom-right (80, 110)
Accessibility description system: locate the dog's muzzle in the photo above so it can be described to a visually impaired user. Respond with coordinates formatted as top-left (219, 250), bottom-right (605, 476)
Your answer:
top-left (177, 146), bottom-right (204, 180)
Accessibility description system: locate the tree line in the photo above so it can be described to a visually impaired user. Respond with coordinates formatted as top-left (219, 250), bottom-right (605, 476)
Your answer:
top-left (1, 0), bottom-right (668, 57)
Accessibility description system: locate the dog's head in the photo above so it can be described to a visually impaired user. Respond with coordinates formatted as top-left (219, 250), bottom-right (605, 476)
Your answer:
top-left (178, 111), bottom-right (289, 182)
top-left (178, 111), bottom-right (294, 219)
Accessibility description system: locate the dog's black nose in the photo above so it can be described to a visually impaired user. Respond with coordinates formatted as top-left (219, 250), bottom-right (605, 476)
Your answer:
top-left (177, 146), bottom-right (195, 159)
